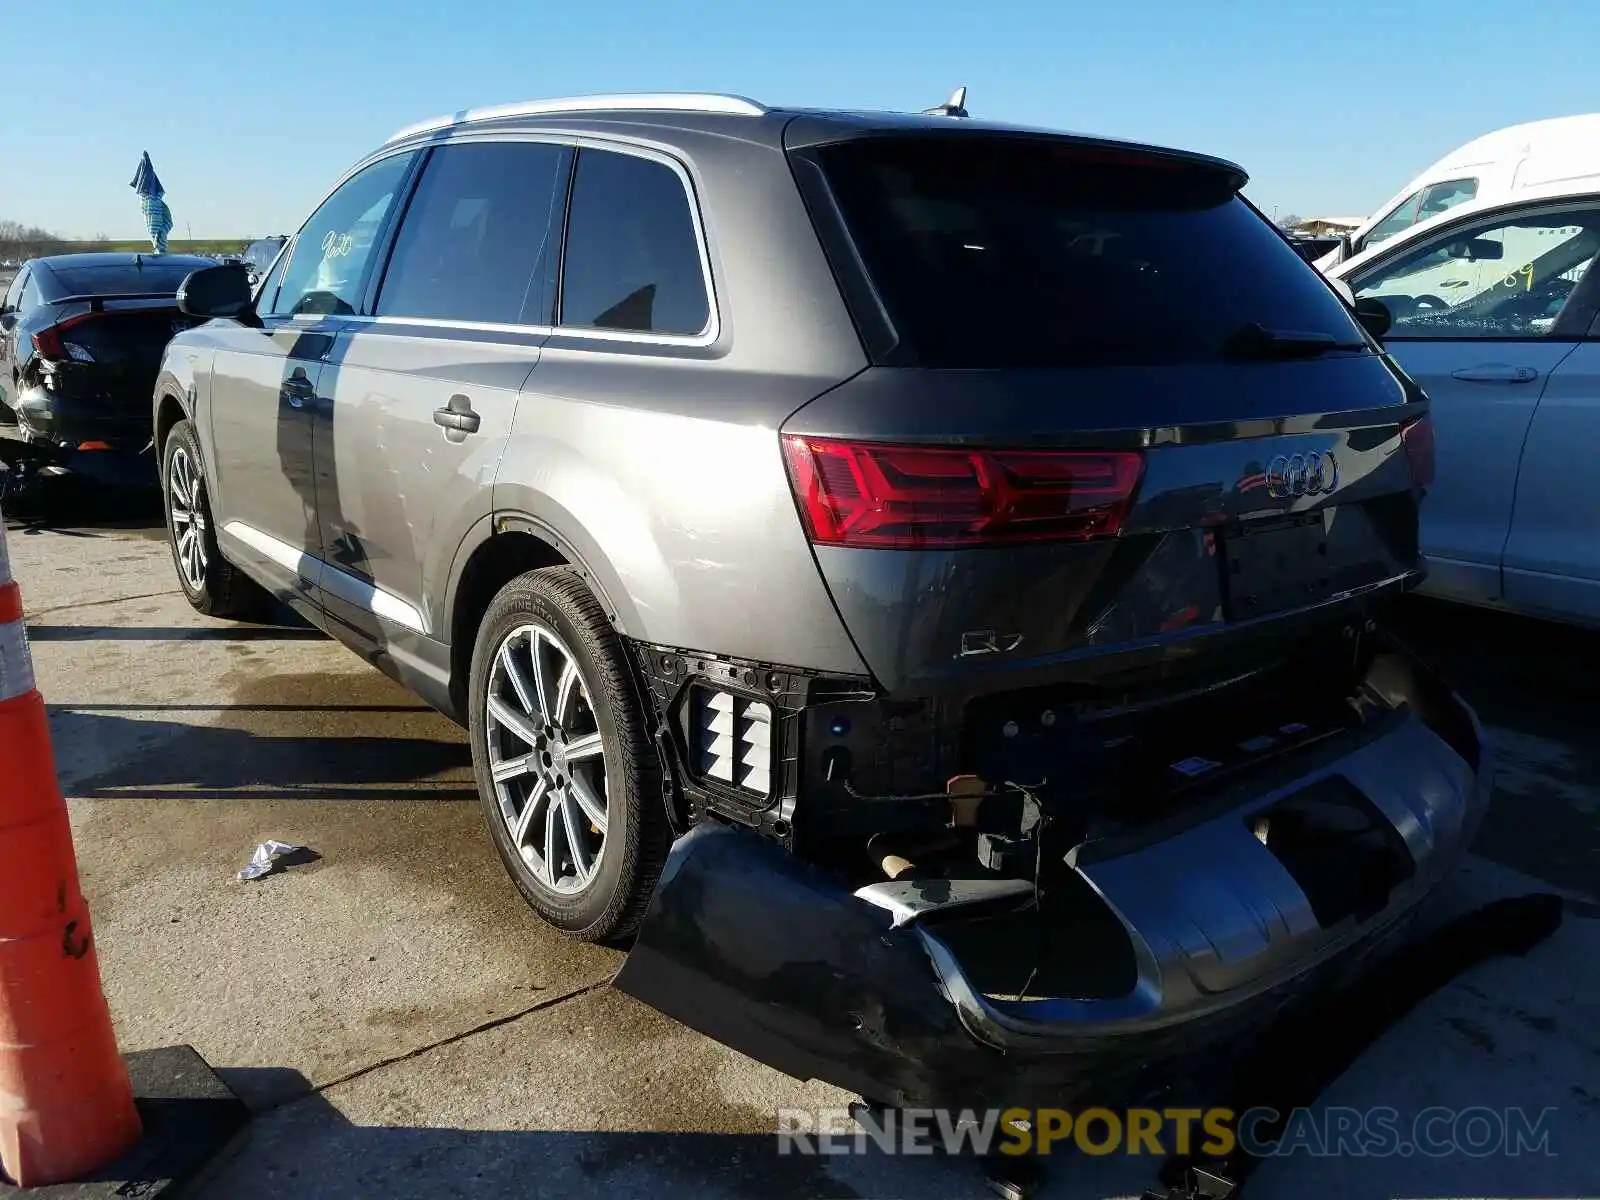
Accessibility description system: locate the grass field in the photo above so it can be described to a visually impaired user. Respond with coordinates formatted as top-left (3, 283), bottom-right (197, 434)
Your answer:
top-left (54, 238), bottom-right (248, 255)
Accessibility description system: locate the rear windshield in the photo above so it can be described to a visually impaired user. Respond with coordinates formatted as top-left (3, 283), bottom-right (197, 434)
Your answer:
top-left (45, 261), bottom-right (206, 298)
top-left (813, 137), bottom-right (1366, 368)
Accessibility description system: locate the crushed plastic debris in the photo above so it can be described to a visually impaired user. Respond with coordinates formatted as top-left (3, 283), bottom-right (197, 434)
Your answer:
top-left (237, 840), bottom-right (316, 882)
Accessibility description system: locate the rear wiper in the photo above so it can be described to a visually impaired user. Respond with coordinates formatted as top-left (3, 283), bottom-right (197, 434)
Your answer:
top-left (1222, 322), bottom-right (1367, 361)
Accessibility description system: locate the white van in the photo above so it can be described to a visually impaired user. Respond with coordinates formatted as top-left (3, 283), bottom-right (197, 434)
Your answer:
top-left (1316, 114), bottom-right (1600, 271)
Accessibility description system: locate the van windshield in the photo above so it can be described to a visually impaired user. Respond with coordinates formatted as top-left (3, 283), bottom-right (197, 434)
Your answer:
top-left (813, 136), bottom-right (1366, 368)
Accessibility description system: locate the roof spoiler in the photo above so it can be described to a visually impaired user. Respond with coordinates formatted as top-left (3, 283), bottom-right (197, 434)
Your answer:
top-left (53, 292), bottom-right (181, 310)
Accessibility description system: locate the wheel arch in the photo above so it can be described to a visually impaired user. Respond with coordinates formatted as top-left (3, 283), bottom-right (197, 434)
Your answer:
top-left (153, 387), bottom-right (188, 458)
top-left (443, 513), bottom-right (637, 719)
top-left (152, 354), bottom-right (198, 455)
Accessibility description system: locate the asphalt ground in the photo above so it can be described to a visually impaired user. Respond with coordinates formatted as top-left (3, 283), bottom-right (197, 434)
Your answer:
top-left (4, 472), bottom-right (1596, 1199)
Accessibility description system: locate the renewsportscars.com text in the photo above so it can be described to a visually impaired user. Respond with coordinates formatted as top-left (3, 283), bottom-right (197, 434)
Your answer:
top-left (776, 1105), bottom-right (1557, 1159)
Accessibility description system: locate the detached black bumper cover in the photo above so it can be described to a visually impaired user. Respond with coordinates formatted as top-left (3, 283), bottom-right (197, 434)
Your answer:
top-left (615, 696), bottom-right (1490, 1110)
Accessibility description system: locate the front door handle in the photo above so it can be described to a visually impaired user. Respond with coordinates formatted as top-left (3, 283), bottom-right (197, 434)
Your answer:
top-left (1450, 364), bottom-right (1539, 384)
top-left (434, 394), bottom-right (480, 440)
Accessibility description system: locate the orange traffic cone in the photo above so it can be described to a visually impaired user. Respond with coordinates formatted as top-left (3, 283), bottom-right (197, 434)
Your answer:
top-left (0, 516), bottom-right (142, 1185)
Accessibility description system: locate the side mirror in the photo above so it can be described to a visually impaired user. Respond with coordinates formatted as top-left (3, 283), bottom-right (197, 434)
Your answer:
top-left (178, 263), bottom-right (253, 319)
top-left (1354, 297), bottom-right (1392, 341)
top-left (1446, 237), bottom-right (1504, 262)
top-left (1328, 277), bottom-right (1356, 307)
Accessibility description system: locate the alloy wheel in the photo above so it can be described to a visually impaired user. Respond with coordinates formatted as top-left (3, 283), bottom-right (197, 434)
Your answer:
top-left (484, 623), bottom-right (610, 894)
top-left (168, 446), bottom-right (209, 592)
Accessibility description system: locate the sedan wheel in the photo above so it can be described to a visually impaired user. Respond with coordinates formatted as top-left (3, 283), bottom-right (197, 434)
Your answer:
top-left (484, 623), bottom-right (610, 895)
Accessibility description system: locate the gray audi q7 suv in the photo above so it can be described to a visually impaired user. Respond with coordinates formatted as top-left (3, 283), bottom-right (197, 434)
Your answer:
top-left (157, 93), bottom-right (1486, 1113)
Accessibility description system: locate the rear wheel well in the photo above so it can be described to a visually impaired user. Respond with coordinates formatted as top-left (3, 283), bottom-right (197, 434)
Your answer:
top-left (154, 393), bottom-right (186, 457)
top-left (449, 532), bottom-right (569, 715)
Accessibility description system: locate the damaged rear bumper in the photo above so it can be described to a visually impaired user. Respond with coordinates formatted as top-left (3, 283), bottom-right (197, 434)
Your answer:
top-left (2, 387), bottom-right (156, 487)
top-left (615, 691), bottom-right (1490, 1110)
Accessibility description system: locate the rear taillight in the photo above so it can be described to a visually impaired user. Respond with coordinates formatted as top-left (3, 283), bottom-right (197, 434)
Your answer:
top-left (31, 326), bottom-right (66, 359)
top-left (31, 312), bottom-right (98, 363)
top-left (780, 435), bottom-right (1145, 549)
top-left (1401, 414), bottom-right (1435, 489)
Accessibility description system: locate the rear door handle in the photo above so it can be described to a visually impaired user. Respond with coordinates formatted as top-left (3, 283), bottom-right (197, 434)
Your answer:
top-left (434, 394), bottom-right (480, 438)
top-left (1450, 364), bottom-right (1539, 384)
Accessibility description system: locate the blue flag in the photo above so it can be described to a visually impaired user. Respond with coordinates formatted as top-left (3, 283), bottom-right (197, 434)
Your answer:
top-left (130, 151), bottom-right (173, 255)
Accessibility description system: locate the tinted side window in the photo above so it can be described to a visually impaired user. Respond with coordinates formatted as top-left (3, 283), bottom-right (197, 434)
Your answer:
top-left (272, 153), bottom-right (415, 318)
top-left (4, 268), bottom-right (28, 311)
top-left (559, 150), bottom-right (710, 336)
top-left (378, 141), bottom-right (570, 325)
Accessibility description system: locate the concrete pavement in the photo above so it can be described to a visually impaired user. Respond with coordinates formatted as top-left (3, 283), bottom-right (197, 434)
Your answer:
top-left (5, 477), bottom-right (1597, 1198)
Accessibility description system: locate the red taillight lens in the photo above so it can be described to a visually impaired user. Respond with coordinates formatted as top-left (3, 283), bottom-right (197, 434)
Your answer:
top-left (781, 435), bottom-right (1145, 549)
top-left (31, 311), bottom-right (97, 361)
top-left (1401, 414), bottom-right (1436, 489)
top-left (31, 326), bottom-right (66, 359)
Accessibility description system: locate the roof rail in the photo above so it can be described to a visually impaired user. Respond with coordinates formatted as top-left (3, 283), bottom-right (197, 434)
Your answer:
top-left (386, 93), bottom-right (769, 143)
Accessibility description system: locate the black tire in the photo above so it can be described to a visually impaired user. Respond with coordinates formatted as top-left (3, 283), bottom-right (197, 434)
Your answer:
top-left (467, 567), bottom-right (669, 942)
top-left (161, 419), bottom-right (272, 619)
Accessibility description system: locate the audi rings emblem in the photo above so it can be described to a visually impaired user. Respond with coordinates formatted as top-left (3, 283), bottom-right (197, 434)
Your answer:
top-left (1265, 451), bottom-right (1338, 499)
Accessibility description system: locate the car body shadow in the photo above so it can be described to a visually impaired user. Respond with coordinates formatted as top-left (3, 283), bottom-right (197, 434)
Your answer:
top-left (1, 465), bottom-right (165, 534)
top-left (1390, 596), bottom-right (1600, 902)
top-left (50, 708), bottom-right (474, 803)
top-left (201, 1069), bottom-right (1000, 1200)
top-left (27, 624), bottom-right (326, 642)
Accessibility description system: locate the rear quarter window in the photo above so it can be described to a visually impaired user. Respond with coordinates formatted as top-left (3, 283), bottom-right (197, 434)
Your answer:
top-left (47, 261), bottom-right (206, 297)
top-left (808, 136), bottom-right (1365, 368)
top-left (558, 149), bottom-right (711, 337)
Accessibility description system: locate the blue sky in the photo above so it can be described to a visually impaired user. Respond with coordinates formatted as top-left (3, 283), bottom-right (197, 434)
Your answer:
top-left (7, 0), bottom-right (1595, 238)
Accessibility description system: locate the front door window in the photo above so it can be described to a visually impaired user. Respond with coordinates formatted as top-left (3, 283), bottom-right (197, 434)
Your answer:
top-left (270, 153), bottom-right (415, 318)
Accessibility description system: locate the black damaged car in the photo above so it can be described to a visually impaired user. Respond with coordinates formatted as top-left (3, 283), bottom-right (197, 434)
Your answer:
top-left (1, 252), bottom-right (212, 489)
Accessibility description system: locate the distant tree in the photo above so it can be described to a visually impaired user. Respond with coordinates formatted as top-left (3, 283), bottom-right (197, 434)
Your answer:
top-left (0, 219), bottom-right (69, 261)
top-left (1275, 213), bottom-right (1304, 232)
